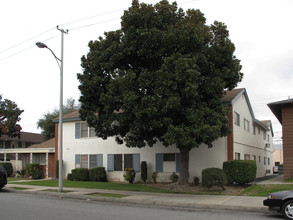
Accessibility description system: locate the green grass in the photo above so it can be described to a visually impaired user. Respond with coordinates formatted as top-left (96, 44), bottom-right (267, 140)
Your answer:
top-left (8, 177), bottom-right (29, 182)
top-left (240, 184), bottom-right (293, 197)
top-left (9, 187), bottom-right (31, 190)
top-left (88, 193), bottom-right (129, 198)
top-left (9, 180), bottom-right (174, 193)
top-left (41, 189), bottom-right (73, 193)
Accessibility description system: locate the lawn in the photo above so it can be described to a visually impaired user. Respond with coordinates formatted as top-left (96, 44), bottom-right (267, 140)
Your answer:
top-left (240, 184), bottom-right (293, 197)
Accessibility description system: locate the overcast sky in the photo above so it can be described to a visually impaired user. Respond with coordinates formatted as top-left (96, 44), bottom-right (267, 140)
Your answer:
top-left (1, 0), bottom-right (292, 145)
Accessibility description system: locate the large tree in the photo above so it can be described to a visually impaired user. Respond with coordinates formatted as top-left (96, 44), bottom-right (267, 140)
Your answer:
top-left (78, 0), bottom-right (242, 184)
top-left (0, 95), bottom-right (24, 138)
top-left (37, 98), bottom-right (79, 140)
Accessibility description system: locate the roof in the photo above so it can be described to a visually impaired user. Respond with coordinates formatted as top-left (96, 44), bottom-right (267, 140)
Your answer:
top-left (52, 110), bottom-right (80, 123)
top-left (28, 138), bottom-right (55, 149)
top-left (268, 98), bottom-right (293, 124)
top-left (222, 88), bottom-right (245, 103)
top-left (0, 132), bottom-right (43, 143)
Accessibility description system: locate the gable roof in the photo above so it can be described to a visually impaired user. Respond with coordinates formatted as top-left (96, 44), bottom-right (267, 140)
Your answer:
top-left (267, 98), bottom-right (293, 124)
top-left (28, 138), bottom-right (55, 149)
top-left (0, 132), bottom-right (43, 143)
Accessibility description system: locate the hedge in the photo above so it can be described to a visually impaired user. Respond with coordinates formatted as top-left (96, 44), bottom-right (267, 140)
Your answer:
top-left (89, 167), bottom-right (107, 182)
top-left (26, 163), bottom-right (43, 179)
top-left (223, 160), bottom-right (257, 185)
top-left (202, 167), bottom-right (227, 189)
top-left (71, 168), bottom-right (90, 181)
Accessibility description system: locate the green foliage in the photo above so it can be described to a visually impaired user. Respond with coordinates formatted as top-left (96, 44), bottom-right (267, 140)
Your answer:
top-left (193, 176), bottom-right (200, 186)
top-left (26, 163), bottom-right (43, 179)
top-left (123, 168), bottom-right (136, 184)
top-left (152, 172), bottom-right (158, 184)
top-left (140, 161), bottom-right (147, 183)
top-left (89, 167), bottom-right (107, 182)
top-left (16, 169), bottom-right (26, 178)
top-left (71, 168), bottom-right (90, 181)
top-left (169, 172), bottom-right (178, 183)
top-left (67, 173), bottom-right (73, 181)
top-left (77, 0), bottom-right (243, 184)
top-left (202, 168), bottom-right (227, 189)
top-left (223, 160), bottom-right (257, 185)
top-left (0, 163), bottom-right (13, 177)
top-left (37, 98), bottom-right (79, 140)
top-left (0, 95), bottom-right (24, 138)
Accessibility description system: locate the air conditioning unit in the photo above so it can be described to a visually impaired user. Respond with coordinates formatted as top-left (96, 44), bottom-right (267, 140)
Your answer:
top-left (265, 143), bottom-right (270, 148)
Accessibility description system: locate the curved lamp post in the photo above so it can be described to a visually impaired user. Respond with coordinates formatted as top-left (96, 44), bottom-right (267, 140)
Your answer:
top-left (36, 27), bottom-right (68, 192)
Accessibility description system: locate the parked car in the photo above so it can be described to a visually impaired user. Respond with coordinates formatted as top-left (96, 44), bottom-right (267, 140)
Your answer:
top-left (263, 191), bottom-right (293, 220)
top-left (0, 165), bottom-right (7, 190)
top-left (273, 166), bottom-right (279, 174)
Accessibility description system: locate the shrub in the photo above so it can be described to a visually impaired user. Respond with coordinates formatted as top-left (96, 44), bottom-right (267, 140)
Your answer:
top-left (16, 169), bottom-right (26, 178)
top-left (67, 173), bottom-right (73, 181)
top-left (152, 172), bottom-right (158, 184)
top-left (0, 162), bottom-right (13, 177)
top-left (141, 161), bottom-right (147, 183)
top-left (55, 160), bottom-right (59, 179)
top-left (123, 168), bottom-right (136, 184)
top-left (169, 172), bottom-right (178, 183)
top-left (89, 167), bottom-right (107, 182)
top-left (223, 160), bottom-right (257, 185)
top-left (202, 167), bottom-right (227, 190)
top-left (193, 176), bottom-right (200, 186)
top-left (71, 168), bottom-right (90, 181)
top-left (26, 163), bottom-right (43, 179)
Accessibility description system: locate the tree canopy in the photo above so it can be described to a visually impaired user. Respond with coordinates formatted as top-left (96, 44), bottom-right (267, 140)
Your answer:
top-left (0, 95), bottom-right (24, 138)
top-left (37, 98), bottom-right (79, 140)
top-left (77, 0), bottom-right (242, 184)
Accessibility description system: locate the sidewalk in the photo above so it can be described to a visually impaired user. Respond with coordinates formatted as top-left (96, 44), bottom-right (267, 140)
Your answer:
top-left (5, 175), bottom-right (285, 213)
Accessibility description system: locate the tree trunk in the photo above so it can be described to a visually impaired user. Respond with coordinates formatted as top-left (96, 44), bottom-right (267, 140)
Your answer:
top-left (178, 148), bottom-right (190, 185)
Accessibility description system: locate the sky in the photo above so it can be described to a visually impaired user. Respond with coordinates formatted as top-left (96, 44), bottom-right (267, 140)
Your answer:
top-left (1, 0), bottom-right (292, 147)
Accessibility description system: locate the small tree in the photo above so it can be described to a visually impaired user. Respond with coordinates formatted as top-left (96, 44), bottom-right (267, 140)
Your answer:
top-left (141, 161), bottom-right (147, 183)
top-left (26, 164), bottom-right (43, 179)
top-left (123, 168), bottom-right (136, 184)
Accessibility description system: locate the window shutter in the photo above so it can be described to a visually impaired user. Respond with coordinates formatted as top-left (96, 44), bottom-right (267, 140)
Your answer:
top-left (156, 153), bottom-right (163, 172)
top-left (75, 123), bottom-right (81, 139)
top-left (107, 154), bottom-right (114, 172)
top-left (97, 154), bottom-right (103, 167)
top-left (176, 153), bottom-right (180, 173)
top-left (75, 154), bottom-right (81, 168)
top-left (133, 154), bottom-right (140, 172)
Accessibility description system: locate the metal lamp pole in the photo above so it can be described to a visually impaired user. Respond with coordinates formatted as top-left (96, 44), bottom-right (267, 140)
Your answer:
top-left (36, 26), bottom-right (68, 192)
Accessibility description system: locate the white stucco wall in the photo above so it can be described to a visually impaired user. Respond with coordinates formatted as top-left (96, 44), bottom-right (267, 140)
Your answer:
top-left (62, 121), bottom-right (227, 182)
top-left (232, 93), bottom-right (274, 177)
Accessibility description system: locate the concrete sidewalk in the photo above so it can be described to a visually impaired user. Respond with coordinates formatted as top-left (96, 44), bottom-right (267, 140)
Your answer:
top-left (5, 175), bottom-right (286, 212)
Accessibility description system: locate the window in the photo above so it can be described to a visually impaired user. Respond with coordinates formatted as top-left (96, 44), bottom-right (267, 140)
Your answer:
top-left (267, 134), bottom-right (270, 142)
top-left (253, 126), bottom-right (256, 135)
top-left (124, 154), bottom-right (133, 170)
top-left (244, 154), bottom-right (250, 160)
top-left (264, 157), bottom-right (266, 165)
top-left (235, 152), bottom-right (240, 160)
top-left (263, 132), bottom-right (266, 141)
top-left (244, 119), bottom-right (250, 132)
top-left (18, 142), bottom-right (22, 148)
top-left (234, 112), bottom-right (240, 126)
top-left (114, 154), bottom-right (122, 171)
top-left (253, 155), bottom-right (256, 161)
top-left (81, 155), bottom-right (88, 168)
top-left (259, 156), bottom-right (261, 163)
top-left (75, 122), bottom-right (96, 138)
top-left (164, 153), bottom-right (175, 161)
top-left (258, 128), bottom-right (261, 135)
top-left (89, 155), bottom-right (97, 169)
top-left (268, 157), bottom-right (270, 165)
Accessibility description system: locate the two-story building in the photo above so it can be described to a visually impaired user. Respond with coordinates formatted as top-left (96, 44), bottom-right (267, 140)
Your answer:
top-left (54, 88), bottom-right (274, 182)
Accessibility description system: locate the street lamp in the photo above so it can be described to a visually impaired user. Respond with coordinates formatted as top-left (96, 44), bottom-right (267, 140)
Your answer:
top-left (36, 26), bottom-right (68, 192)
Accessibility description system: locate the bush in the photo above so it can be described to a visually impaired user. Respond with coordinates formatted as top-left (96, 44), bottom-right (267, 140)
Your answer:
top-left (16, 169), bottom-right (26, 177)
top-left (123, 168), bottom-right (136, 184)
top-left (71, 168), bottom-right (90, 181)
top-left (89, 167), bottom-right (107, 182)
top-left (0, 162), bottom-right (13, 177)
top-left (67, 173), bottom-right (73, 181)
top-left (141, 161), bottom-right (147, 183)
top-left (193, 176), bottom-right (200, 186)
top-left (152, 172), bottom-right (158, 184)
top-left (169, 172), bottom-right (178, 183)
top-left (223, 160), bottom-right (257, 185)
top-left (26, 163), bottom-right (43, 179)
top-left (55, 160), bottom-right (59, 179)
top-left (202, 167), bottom-right (227, 190)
